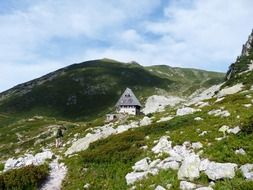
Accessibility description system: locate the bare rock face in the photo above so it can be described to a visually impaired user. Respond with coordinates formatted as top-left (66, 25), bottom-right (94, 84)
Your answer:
top-left (178, 154), bottom-right (201, 180)
top-left (226, 29), bottom-right (253, 80)
top-left (176, 107), bottom-right (197, 116)
top-left (132, 157), bottom-right (150, 172)
top-left (155, 185), bottom-right (166, 190)
top-left (4, 150), bottom-right (53, 171)
top-left (179, 181), bottom-right (197, 190)
top-left (152, 136), bottom-right (172, 154)
top-left (204, 162), bottom-right (237, 180)
top-left (240, 164), bottom-right (253, 180)
top-left (140, 116), bottom-right (152, 126)
top-left (125, 171), bottom-right (149, 185)
top-left (241, 29), bottom-right (253, 57)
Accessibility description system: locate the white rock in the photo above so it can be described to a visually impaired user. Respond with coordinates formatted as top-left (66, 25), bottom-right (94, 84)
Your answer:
top-left (204, 162), bottom-right (237, 180)
top-left (142, 95), bottom-right (184, 114)
top-left (227, 126), bottom-right (241, 134)
top-left (166, 183), bottom-right (172, 189)
top-left (199, 131), bottom-right (208, 136)
top-left (217, 83), bottom-right (244, 97)
top-left (208, 109), bottom-right (230, 117)
top-left (140, 116), bottom-right (152, 126)
top-left (155, 185), bottom-right (166, 190)
top-left (149, 168), bottom-right (159, 175)
top-left (157, 116), bottom-right (174, 123)
top-left (215, 137), bottom-right (225, 141)
top-left (219, 125), bottom-right (230, 134)
top-left (66, 121), bottom-right (141, 155)
top-left (149, 159), bottom-right (161, 169)
top-left (215, 97), bottom-right (225, 103)
top-left (199, 159), bottom-right (211, 171)
top-left (140, 145), bottom-right (148, 150)
top-left (194, 117), bottom-right (203, 121)
top-left (83, 183), bottom-right (90, 189)
top-left (132, 157), bottom-right (150, 172)
top-left (235, 148), bottom-right (246, 155)
top-left (178, 154), bottom-right (201, 180)
top-left (176, 107), bottom-right (197, 116)
top-left (244, 104), bottom-right (252, 108)
top-left (240, 164), bottom-right (253, 180)
top-left (192, 142), bottom-right (203, 150)
top-left (195, 187), bottom-right (213, 190)
top-left (196, 102), bottom-right (209, 108)
top-left (157, 160), bottom-right (179, 170)
top-left (179, 181), bottom-right (197, 190)
top-left (152, 136), bottom-right (172, 154)
top-left (188, 84), bottom-right (222, 105)
top-left (4, 150), bottom-right (53, 171)
top-left (125, 171), bottom-right (149, 185)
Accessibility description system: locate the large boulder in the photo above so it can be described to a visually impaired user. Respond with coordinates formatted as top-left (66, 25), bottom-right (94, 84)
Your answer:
top-left (227, 126), bottom-right (241, 134)
top-left (132, 157), bottom-right (150, 172)
top-left (178, 154), bottom-right (201, 180)
top-left (204, 162), bottom-right (237, 180)
top-left (4, 150), bottom-right (53, 171)
top-left (140, 116), bottom-right (152, 126)
top-left (155, 185), bottom-right (166, 190)
top-left (157, 160), bottom-right (180, 170)
top-left (195, 187), bottom-right (213, 190)
top-left (240, 164), bottom-right (253, 180)
top-left (152, 136), bottom-right (172, 154)
top-left (179, 181), bottom-right (197, 190)
top-left (125, 171), bottom-right (149, 185)
top-left (176, 107), bottom-right (197, 116)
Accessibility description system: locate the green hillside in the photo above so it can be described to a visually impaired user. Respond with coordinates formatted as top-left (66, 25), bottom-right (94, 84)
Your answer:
top-left (146, 65), bottom-right (224, 95)
top-left (0, 59), bottom-right (224, 120)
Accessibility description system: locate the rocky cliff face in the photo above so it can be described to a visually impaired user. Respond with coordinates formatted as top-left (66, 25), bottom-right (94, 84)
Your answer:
top-left (225, 29), bottom-right (253, 81)
top-left (241, 29), bottom-right (253, 57)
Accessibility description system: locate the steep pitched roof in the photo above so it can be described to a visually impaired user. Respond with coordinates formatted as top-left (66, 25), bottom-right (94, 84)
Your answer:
top-left (116, 88), bottom-right (142, 107)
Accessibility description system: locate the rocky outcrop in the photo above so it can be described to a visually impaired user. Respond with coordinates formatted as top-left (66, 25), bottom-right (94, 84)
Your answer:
top-left (4, 150), bottom-right (53, 171)
top-left (204, 162), bottom-right (237, 180)
top-left (152, 136), bottom-right (172, 154)
top-left (142, 95), bottom-right (184, 115)
top-left (240, 164), bottom-right (253, 180)
top-left (178, 154), bottom-right (201, 180)
top-left (66, 121), bottom-right (142, 155)
top-left (241, 29), bottom-right (253, 57)
top-left (226, 29), bottom-right (253, 80)
top-left (176, 107), bottom-right (198, 116)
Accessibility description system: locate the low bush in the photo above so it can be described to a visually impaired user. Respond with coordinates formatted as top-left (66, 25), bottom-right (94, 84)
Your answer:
top-left (0, 164), bottom-right (49, 190)
top-left (81, 131), bottom-right (145, 164)
top-left (241, 116), bottom-right (253, 134)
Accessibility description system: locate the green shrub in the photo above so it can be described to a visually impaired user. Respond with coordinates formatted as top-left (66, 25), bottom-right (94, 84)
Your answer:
top-left (0, 163), bottom-right (4, 171)
top-left (241, 116), bottom-right (253, 134)
top-left (0, 164), bottom-right (49, 190)
top-left (81, 131), bottom-right (145, 164)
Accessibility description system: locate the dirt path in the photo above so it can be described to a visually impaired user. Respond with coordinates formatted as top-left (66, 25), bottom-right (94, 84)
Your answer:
top-left (40, 157), bottom-right (67, 190)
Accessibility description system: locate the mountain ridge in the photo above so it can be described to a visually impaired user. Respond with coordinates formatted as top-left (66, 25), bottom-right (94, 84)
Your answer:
top-left (0, 59), bottom-right (224, 120)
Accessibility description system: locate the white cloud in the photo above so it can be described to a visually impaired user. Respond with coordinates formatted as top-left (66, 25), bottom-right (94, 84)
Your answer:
top-left (0, 0), bottom-right (253, 92)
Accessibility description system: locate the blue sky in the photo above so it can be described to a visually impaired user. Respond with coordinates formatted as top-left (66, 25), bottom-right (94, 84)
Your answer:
top-left (0, 0), bottom-right (253, 92)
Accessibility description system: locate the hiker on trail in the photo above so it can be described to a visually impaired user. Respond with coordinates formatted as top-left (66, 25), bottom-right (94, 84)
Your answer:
top-left (55, 126), bottom-right (66, 148)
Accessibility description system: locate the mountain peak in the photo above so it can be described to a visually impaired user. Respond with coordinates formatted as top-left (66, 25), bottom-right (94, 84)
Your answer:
top-left (240, 29), bottom-right (253, 57)
top-left (225, 29), bottom-right (253, 81)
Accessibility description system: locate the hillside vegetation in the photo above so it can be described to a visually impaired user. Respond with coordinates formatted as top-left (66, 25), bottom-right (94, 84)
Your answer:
top-left (0, 59), bottom-right (224, 120)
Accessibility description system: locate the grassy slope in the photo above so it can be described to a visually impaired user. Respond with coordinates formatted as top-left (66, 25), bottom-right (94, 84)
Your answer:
top-left (0, 60), bottom-right (175, 120)
top-left (223, 42), bottom-right (253, 89)
top-left (62, 89), bottom-right (253, 190)
top-left (146, 65), bottom-right (225, 96)
top-left (0, 59), bottom-right (224, 121)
